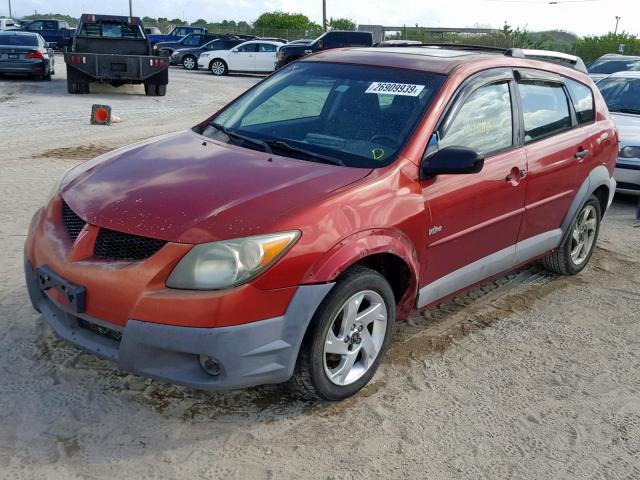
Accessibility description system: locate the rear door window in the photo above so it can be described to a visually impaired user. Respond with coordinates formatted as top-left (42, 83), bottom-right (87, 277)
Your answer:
top-left (565, 79), bottom-right (595, 125)
top-left (27, 21), bottom-right (44, 31)
top-left (259, 43), bottom-right (277, 52)
top-left (439, 82), bottom-right (514, 155)
top-left (237, 43), bottom-right (258, 53)
top-left (518, 81), bottom-right (572, 142)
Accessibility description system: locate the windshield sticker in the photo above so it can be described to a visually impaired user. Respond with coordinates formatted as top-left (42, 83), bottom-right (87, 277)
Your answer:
top-left (371, 148), bottom-right (385, 160)
top-left (366, 82), bottom-right (425, 96)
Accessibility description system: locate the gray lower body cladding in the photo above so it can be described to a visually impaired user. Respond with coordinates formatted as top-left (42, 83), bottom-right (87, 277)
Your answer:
top-left (25, 255), bottom-right (334, 390)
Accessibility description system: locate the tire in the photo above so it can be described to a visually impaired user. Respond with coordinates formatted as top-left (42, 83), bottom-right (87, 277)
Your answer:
top-left (543, 195), bottom-right (601, 275)
top-left (209, 59), bottom-right (228, 76)
top-left (144, 82), bottom-right (157, 96)
top-left (67, 79), bottom-right (78, 93)
top-left (77, 81), bottom-right (90, 94)
top-left (182, 55), bottom-right (197, 70)
top-left (293, 266), bottom-right (396, 401)
top-left (155, 83), bottom-right (167, 96)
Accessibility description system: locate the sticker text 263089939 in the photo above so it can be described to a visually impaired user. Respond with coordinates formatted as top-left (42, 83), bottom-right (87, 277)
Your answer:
top-left (365, 82), bottom-right (425, 97)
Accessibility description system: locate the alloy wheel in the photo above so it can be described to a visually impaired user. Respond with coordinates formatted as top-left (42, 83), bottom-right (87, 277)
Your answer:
top-left (323, 290), bottom-right (388, 386)
top-left (183, 56), bottom-right (196, 70)
top-left (211, 61), bottom-right (225, 75)
top-left (570, 204), bottom-right (597, 265)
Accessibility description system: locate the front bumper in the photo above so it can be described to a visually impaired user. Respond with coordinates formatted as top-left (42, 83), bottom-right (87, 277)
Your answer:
top-left (614, 161), bottom-right (640, 195)
top-left (197, 57), bottom-right (209, 69)
top-left (25, 255), bottom-right (334, 390)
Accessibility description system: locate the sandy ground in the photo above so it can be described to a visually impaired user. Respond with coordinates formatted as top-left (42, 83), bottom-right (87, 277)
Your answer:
top-left (1, 57), bottom-right (640, 479)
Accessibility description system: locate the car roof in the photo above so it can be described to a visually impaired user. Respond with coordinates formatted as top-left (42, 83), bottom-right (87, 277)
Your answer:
top-left (596, 53), bottom-right (640, 60)
top-left (304, 46), bottom-right (591, 78)
top-left (239, 40), bottom-right (284, 46)
top-left (0, 31), bottom-right (38, 36)
top-left (602, 71), bottom-right (640, 79)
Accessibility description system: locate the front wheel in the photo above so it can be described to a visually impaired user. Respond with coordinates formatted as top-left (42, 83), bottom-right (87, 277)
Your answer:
top-left (293, 266), bottom-right (395, 401)
top-left (209, 59), bottom-right (228, 76)
top-left (543, 195), bottom-right (601, 275)
top-left (182, 55), bottom-right (197, 70)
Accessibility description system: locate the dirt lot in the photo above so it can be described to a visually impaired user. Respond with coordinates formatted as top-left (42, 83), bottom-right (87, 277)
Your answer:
top-left (1, 58), bottom-right (640, 479)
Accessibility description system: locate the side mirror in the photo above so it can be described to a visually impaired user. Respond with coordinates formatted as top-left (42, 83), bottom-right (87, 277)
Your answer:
top-left (421, 146), bottom-right (485, 179)
top-left (231, 48), bottom-right (238, 53)
top-left (316, 41), bottom-right (324, 50)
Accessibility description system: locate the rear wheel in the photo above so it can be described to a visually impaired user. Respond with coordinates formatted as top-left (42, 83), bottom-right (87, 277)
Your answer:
top-left (144, 82), bottom-right (156, 96)
top-left (155, 83), bottom-right (167, 96)
top-left (543, 195), bottom-right (601, 275)
top-left (293, 266), bottom-right (395, 401)
top-left (209, 59), bottom-right (228, 76)
top-left (182, 55), bottom-right (197, 70)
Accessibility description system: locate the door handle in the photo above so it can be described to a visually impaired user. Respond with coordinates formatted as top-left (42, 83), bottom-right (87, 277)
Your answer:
top-left (506, 168), bottom-right (527, 183)
top-left (574, 148), bottom-right (590, 159)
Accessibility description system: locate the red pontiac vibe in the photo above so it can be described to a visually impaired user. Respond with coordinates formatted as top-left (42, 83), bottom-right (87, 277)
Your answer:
top-left (25, 46), bottom-right (617, 400)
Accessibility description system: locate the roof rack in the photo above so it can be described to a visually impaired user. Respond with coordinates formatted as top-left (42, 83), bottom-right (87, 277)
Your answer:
top-left (376, 43), bottom-right (587, 73)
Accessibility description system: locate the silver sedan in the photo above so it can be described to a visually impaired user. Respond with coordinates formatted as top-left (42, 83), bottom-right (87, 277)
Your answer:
top-left (597, 71), bottom-right (640, 195)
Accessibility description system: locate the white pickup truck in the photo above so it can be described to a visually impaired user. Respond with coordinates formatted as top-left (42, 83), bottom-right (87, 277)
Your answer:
top-left (0, 18), bottom-right (19, 30)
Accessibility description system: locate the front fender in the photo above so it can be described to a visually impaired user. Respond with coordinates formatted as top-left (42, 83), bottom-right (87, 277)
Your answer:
top-left (303, 228), bottom-right (420, 318)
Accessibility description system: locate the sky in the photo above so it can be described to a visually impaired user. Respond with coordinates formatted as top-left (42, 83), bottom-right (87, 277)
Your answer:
top-left (3, 0), bottom-right (639, 37)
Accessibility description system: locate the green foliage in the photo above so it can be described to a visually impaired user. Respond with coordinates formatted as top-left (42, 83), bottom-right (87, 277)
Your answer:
top-left (328, 18), bottom-right (356, 31)
top-left (574, 33), bottom-right (640, 64)
top-left (254, 11), bottom-right (312, 30)
top-left (19, 13), bottom-right (78, 26)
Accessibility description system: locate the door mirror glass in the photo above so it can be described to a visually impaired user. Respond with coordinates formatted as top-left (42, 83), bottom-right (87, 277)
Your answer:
top-left (421, 146), bottom-right (485, 178)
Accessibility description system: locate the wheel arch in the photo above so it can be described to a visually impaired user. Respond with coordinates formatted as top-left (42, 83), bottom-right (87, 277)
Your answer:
top-left (209, 57), bottom-right (228, 71)
top-left (560, 165), bottom-right (614, 246)
top-left (303, 229), bottom-right (419, 320)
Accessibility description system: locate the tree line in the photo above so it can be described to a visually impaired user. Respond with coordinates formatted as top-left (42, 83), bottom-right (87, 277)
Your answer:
top-left (17, 12), bottom-right (640, 62)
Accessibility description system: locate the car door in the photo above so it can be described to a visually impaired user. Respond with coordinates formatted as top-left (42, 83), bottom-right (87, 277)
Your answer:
top-left (418, 69), bottom-right (528, 307)
top-left (228, 42), bottom-right (257, 71)
top-left (514, 70), bottom-right (591, 244)
top-left (255, 43), bottom-right (278, 72)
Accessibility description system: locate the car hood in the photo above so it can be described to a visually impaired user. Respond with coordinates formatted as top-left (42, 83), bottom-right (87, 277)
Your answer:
top-left (61, 130), bottom-right (371, 244)
top-left (611, 112), bottom-right (640, 146)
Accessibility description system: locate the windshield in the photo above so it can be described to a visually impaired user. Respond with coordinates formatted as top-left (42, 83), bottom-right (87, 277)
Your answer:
top-left (589, 58), bottom-right (640, 75)
top-left (197, 62), bottom-right (444, 168)
top-left (597, 77), bottom-right (640, 114)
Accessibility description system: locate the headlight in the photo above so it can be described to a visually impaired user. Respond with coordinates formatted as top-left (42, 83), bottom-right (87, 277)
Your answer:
top-left (167, 231), bottom-right (300, 290)
top-left (619, 146), bottom-right (640, 159)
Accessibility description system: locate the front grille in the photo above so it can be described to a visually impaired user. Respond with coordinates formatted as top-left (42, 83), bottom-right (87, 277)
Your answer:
top-left (94, 227), bottom-right (167, 261)
top-left (77, 318), bottom-right (122, 343)
top-left (62, 201), bottom-right (86, 240)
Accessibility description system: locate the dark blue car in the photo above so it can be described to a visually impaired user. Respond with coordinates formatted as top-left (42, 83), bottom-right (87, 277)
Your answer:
top-left (0, 31), bottom-right (55, 80)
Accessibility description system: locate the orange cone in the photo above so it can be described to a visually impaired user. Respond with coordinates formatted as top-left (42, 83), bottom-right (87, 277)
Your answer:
top-left (91, 104), bottom-right (112, 125)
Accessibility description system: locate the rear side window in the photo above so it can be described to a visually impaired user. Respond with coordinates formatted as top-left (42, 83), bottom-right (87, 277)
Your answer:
top-left (439, 82), bottom-right (513, 155)
top-left (518, 81), bottom-right (571, 142)
top-left (259, 43), bottom-right (277, 53)
top-left (566, 79), bottom-right (595, 124)
top-left (237, 43), bottom-right (258, 53)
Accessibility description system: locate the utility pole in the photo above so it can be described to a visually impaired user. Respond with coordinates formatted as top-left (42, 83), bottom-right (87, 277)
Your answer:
top-left (322, 0), bottom-right (327, 32)
top-left (8, 0), bottom-right (12, 18)
top-left (614, 16), bottom-right (621, 35)
top-left (129, 0), bottom-right (133, 17)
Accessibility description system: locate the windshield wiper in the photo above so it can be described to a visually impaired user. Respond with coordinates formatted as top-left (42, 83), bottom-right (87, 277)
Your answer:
top-left (265, 139), bottom-right (346, 166)
top-left (209, 122), bottom-right (272, 154)
top-left (609, 108), bottom-right (640, 115)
